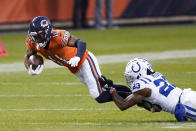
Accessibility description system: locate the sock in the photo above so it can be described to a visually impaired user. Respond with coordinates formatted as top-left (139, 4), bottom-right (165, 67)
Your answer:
top-left (113, 84), bottom-right (132, 98)
top-left (96, 91), bottom-right (112, 103)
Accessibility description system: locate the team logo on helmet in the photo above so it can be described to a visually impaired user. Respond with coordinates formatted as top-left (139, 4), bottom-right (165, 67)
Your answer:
top-left (132, 62), bottom-right (141, 73)
top-left (40, 20), bottom-right (48, 27)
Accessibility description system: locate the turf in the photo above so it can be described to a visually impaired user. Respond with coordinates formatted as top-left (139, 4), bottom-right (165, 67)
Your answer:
top-left (0, 25), bottom-right (196, 63)
top-left (0, 25), bottom-right (196, 130)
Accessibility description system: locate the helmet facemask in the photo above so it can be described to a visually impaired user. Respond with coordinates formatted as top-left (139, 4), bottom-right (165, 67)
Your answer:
top-left (28, 16), bottom-right (52, 48)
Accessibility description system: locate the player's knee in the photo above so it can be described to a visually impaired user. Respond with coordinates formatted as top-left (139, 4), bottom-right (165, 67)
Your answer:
top-left (95, 91), bottom-right (112, 103)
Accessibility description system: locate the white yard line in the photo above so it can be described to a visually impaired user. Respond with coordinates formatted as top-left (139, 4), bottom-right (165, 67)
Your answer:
top-left (0, 107), bottom-right (143, 111)
top-left (0, 49), bottom-right (196, 72)
top-left (0, 121), bottom-right (195, 129)
top-left (98, 49), bottom-right (196, 64)
top-left (0, 94), bottom-right (90, 97)
top-left (0, 82), bottom-right (81, 86)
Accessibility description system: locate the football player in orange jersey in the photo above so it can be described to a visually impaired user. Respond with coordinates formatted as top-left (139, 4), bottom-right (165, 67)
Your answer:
top-left (24, 16), bottom-right (131, 103)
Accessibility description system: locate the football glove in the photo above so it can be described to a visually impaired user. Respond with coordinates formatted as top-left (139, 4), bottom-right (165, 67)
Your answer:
top-left (68, 56), bottom-right (80, 67)
top-left (98, 75), bottom-right (113, 91)
top-left (28, 64), bottom-right (44, 75)
top-left (137, 100), bottom-right (162, 112)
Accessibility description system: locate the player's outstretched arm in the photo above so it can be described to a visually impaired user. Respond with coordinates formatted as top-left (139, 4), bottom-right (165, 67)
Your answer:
top-left (67, 34), bottom-right (87, 67)
top-left (110, 88), bottom-right (150, 111)
top-left (67, 35), bottom-right (86, 58)
top-left (24, 45), bottom-right (37, 70)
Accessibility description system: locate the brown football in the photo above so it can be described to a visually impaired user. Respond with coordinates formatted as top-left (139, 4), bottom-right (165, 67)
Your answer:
top-left (28, 54), bottom-right (44, 70)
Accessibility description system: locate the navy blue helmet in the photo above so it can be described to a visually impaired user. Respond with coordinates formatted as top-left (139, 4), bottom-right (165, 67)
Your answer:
top-left (28, 16), bottom-right (52, 48)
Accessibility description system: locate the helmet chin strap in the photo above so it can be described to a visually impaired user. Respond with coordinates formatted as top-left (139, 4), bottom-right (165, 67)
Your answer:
top-left (137, 74), bottom-right (141, 79)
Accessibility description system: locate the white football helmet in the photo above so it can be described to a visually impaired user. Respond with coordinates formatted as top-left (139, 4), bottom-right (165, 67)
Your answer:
top-left (124, 58), bottom-right (153, 86)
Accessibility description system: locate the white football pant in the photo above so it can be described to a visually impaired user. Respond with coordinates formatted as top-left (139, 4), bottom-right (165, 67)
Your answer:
top-left (75, 51), bottom-right (102, 99)
top-left (181, 88), bottom-right (196, 120)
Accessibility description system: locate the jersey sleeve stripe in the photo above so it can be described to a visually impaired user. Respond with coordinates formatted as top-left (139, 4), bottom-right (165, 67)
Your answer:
top-left (144, 77), bottom-right (152, 82)
top-left (139, 79), bottom-right (148, 84)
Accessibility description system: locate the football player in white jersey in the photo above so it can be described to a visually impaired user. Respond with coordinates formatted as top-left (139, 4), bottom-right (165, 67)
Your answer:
top-left (99, 58), bottom-right (196, 122)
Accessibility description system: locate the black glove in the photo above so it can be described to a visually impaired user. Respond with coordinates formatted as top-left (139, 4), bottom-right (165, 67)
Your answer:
top-left (98, 75), bottom-right (113, 91)
top-left (137, 100), bottom-right (162, 112)
top-left (137, 100), bottom-right (152, 111)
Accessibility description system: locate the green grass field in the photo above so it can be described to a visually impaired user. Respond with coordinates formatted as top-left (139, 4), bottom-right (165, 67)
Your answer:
top-left (0, 25), bottom-right (196, 131)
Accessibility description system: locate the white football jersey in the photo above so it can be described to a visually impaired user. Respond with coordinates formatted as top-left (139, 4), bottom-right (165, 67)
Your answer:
top-left (131, 72), bottom-right (182, 113)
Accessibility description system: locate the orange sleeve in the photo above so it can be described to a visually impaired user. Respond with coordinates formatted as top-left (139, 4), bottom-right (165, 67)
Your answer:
top-left (52, 30), bottom-right (71, 47)
top-left (25, 36), bottom-right (37, 51)
top-left (25, 37), bottom-right (33, 48)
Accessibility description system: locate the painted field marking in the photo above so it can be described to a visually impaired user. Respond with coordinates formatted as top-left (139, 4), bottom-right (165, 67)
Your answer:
top-left (0, 82), bottom-right (82, 86)
top-left (0, 107), bottom-right (143, 111)
top-left (0, 121), bottom-right (195, 129)
top-left (0, 94), bottom-right (90, 97)
top-left (0, 49), bottom-right (196, 72)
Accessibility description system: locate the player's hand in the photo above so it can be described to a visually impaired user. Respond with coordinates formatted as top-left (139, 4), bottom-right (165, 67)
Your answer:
top-left (151, 104), bottom-right (162, 112)
top-left (137, 100), bottom-right (162, 112)
top-left (68, 56), bottom-right (80, 67)
top-left (137, 100), bottom-right (152, 111)
top-left (99, 75), bottom-right (113, 91)
top-left (109, 88), bottom-right (116, 94)
top-left (28, 64), bottom-right (44, 75)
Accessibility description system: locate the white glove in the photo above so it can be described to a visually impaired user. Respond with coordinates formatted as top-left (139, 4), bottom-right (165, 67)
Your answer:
top-left (28, 64), bottom-right (44, 75)
top-left (68, 56), bottom-right (80, 67)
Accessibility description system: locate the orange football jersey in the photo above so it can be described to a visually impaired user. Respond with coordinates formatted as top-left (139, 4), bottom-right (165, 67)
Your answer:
top-left (26, 29), bottom-right (88, 73)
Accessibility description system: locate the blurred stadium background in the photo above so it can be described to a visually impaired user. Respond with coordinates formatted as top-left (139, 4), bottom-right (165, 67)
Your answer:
top-left (1, 0), bottom-right (196, 31)
top-left (0, 0), bottom-right (196, 131)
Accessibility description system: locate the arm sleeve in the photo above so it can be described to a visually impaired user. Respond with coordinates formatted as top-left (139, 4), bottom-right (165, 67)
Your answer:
top-left (75, 39), bottom-right (86, 58)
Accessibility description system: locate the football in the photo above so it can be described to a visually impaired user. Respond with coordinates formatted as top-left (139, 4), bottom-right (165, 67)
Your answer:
top-left (28, 54), bottom-right (44, 70)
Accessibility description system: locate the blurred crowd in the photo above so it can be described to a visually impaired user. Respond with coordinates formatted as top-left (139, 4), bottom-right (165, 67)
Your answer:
top-left (72, 0), bottom-right (118, 30)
